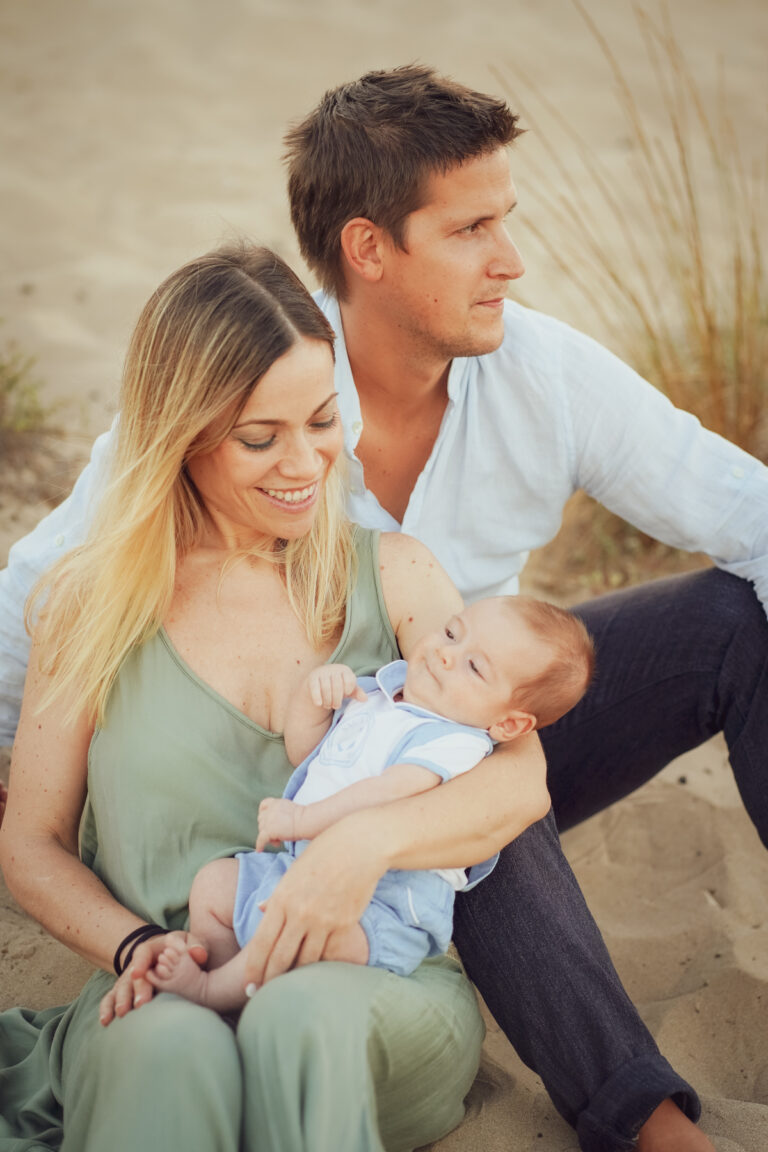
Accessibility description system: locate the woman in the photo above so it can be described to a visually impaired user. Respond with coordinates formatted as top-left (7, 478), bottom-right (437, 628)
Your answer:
top-left (0, 243), bottom-right (547, 1152)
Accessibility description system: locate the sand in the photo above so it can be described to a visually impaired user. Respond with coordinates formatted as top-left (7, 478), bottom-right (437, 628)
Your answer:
top-left (1, 1), bottom-right (767, 1147)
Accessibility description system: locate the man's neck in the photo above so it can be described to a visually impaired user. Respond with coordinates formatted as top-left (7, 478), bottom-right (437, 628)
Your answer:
top-left (340, 299), bottom-right (450, 414)
top-left (339, 298), bottom-right (451, 524)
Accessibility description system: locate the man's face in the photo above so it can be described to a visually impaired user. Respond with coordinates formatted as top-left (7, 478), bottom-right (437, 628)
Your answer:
top-left (379, 147), bottom-right (525, 362)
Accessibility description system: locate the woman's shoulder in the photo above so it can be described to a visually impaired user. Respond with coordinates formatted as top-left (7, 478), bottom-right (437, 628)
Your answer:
top-left (377, 530), bottom-right (437, 567)
top-left (376, 532), bottom-right (462, 657)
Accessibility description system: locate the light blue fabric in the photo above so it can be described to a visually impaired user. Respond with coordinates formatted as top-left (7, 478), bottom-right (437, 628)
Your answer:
top-left (232, 842), bottom-right (455, 977)
top-left (232, 659), bottom-right (496, 976)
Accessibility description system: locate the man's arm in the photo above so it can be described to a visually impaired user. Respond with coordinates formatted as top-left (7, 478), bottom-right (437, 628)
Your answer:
top-left (552, 318), bottom-right (768, 613)
top-left (0, 425), bottom-right (116, 744)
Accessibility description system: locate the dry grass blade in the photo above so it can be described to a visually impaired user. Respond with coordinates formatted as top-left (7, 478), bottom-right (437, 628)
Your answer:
top-left (496, 0), bottom-right (768, 460)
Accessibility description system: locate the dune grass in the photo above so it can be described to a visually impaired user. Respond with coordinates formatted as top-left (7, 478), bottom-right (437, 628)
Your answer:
top-left (499, 1), bottom-right (767, 594)
top-left (0, 331), bottom-right (45, 444)
top-left (497, 1), bottom-right (767, 457)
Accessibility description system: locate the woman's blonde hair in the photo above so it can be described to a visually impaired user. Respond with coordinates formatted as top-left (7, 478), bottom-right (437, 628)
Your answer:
top-left (29, 242), bottom-right (354, 724)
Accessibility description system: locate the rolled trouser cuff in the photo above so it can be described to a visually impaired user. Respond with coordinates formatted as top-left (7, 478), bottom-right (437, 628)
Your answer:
top-left (576, 1054), bottom-right (701, 1152)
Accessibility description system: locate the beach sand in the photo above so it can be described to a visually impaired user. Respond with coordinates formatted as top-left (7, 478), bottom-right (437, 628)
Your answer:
top-left (1, 1), bottom-right (766, 1147)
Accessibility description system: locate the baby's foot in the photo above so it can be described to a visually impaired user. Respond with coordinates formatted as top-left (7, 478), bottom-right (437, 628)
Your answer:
top-left (147, 941), bottom-right (210, 1006)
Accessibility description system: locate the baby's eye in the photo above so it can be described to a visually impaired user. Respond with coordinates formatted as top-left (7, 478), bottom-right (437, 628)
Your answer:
top-left (469, 660), bottom-right (481, 677)
top-left (445, 627), bottom-right (455, 640)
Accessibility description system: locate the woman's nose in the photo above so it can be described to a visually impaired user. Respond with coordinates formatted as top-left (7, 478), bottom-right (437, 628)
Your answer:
top-left (279, 434), bottom-right (320, 478)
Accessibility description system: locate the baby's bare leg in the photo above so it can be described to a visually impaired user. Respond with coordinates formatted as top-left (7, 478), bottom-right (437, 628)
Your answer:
top-left (147, 857), bottom-right (250, 1013)
top-left (321, 923), bottom-right (370, 966)
top-left (150, 938), bottom-right (251, 1013)
top-left (188, 857), bottom-right (241, 969)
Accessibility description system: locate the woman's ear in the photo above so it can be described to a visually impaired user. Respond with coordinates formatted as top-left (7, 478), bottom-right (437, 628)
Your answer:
top-left (488, 710), bottom-right (537, 743)
top-left (340, 218), bottom-right (386, 284)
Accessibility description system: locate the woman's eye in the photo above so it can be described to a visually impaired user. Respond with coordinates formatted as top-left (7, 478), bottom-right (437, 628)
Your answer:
top-left (311, 412), bottom-right (340, 431)
top-left (240, 436), bottom-right (275, 452)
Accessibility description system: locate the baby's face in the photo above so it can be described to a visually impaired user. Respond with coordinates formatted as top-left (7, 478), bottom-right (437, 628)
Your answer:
top-left (402, 599), bottom-right (550, 731)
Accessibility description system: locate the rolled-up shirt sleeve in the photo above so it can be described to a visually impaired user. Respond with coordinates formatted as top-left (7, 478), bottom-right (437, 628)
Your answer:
top-left (0, 425), bottom-right (116, 744)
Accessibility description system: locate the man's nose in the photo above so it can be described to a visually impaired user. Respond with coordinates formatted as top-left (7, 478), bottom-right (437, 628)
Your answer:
top-left (490, 228), bottom-right (525, 282)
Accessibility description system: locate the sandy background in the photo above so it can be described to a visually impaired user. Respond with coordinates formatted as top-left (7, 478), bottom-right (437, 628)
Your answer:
top-left (1, 1), bottom-right (767, 1148)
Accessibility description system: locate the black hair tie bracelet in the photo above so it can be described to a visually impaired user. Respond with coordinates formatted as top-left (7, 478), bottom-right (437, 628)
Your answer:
top-left (114, 924), bottom-right (167, 976)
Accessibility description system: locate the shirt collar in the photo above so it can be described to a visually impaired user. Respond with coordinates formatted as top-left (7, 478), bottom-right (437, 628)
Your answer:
top-left (373, 660), bottom-right (492, 741)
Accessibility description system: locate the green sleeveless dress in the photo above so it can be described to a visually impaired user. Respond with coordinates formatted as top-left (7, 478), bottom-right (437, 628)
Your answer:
top-left (0, 527), bottom-right (484, 1152)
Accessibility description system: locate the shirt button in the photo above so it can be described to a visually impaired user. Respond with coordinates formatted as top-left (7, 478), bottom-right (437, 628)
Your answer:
top-left (54, 534), bottom-right (65, 547)
top-left (731, 466), bottom-right (744, 479)
top-left (351, 420), bottom-right (363, 435)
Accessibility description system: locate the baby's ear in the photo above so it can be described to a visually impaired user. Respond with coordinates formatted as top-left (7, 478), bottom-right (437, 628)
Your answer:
top-left (488, 710), bottom-right (536, 743)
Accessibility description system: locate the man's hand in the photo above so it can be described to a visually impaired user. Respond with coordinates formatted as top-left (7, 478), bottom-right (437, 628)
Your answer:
top-left (307, 663), bottom-right (368, 710)
top-left (98, 930), bottom-right (208, 1025)
top-left (243, 816), bottom-right (384, 991)
top-left (256, 796), bottom-right (302, 850)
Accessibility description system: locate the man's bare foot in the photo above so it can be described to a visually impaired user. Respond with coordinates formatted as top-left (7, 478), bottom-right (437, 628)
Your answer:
top-left (637, 1099), bottom-right (715, 1152)
top-left (147, 941), bottom-right (210, 1006)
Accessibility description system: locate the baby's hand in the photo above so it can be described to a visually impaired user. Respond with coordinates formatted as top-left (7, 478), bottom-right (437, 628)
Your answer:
top-left (257, 797), bottom-right (303, 851)
top-left (308, 663), bottom-right (368, 711)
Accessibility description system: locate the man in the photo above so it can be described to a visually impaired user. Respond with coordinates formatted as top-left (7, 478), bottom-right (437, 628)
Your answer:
top-left (2, 65), bottom-right (766, 1151)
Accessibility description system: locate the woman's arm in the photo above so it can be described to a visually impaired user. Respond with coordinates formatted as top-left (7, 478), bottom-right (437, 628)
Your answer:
top-left (242, 534), bottom-right (550, 987)
top-left (256, 762), bottom-right (441, 848)
top-left (0, 635), bottom-right (201, 1019)
top-left (0, 636), bottom-right (148, 970)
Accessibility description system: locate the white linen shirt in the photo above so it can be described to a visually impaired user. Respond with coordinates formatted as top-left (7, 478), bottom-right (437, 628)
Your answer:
top-left (1, 293), bottom-right (767, 743)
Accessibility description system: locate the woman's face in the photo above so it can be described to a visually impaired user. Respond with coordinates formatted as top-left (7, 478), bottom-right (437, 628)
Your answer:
top-left (186, 337), bottom-right (343, 546)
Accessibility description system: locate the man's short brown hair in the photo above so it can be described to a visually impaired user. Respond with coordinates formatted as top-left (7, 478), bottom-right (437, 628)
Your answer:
top-left (284, 64), bottom-right (523, 300)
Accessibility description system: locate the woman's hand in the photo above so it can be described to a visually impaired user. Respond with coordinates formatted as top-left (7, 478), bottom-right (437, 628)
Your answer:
top-left (243, 817), bottom-right (385, 990)
top-left (99, 931), bottom-right (208, 1025)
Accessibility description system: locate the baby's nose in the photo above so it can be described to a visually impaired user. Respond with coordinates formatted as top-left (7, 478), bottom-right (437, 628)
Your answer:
top-left (435, 645), bottom-right (453, 668)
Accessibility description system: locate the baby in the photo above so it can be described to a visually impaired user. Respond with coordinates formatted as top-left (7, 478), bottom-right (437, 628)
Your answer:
top-left (148, 595), bottom-right (594, 1011)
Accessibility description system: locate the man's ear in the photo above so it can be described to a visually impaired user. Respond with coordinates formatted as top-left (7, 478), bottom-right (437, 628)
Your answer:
top-left (488, 710), bottom-right (537, 743)
top-left (340, 217), bottom-right (386, 284)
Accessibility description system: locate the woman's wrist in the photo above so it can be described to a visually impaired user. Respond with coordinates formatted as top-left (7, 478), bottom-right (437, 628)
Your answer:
top-left (113, 923), bottom-right (167, 975)
top-left (333, 805), bottom-right (398, 873)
